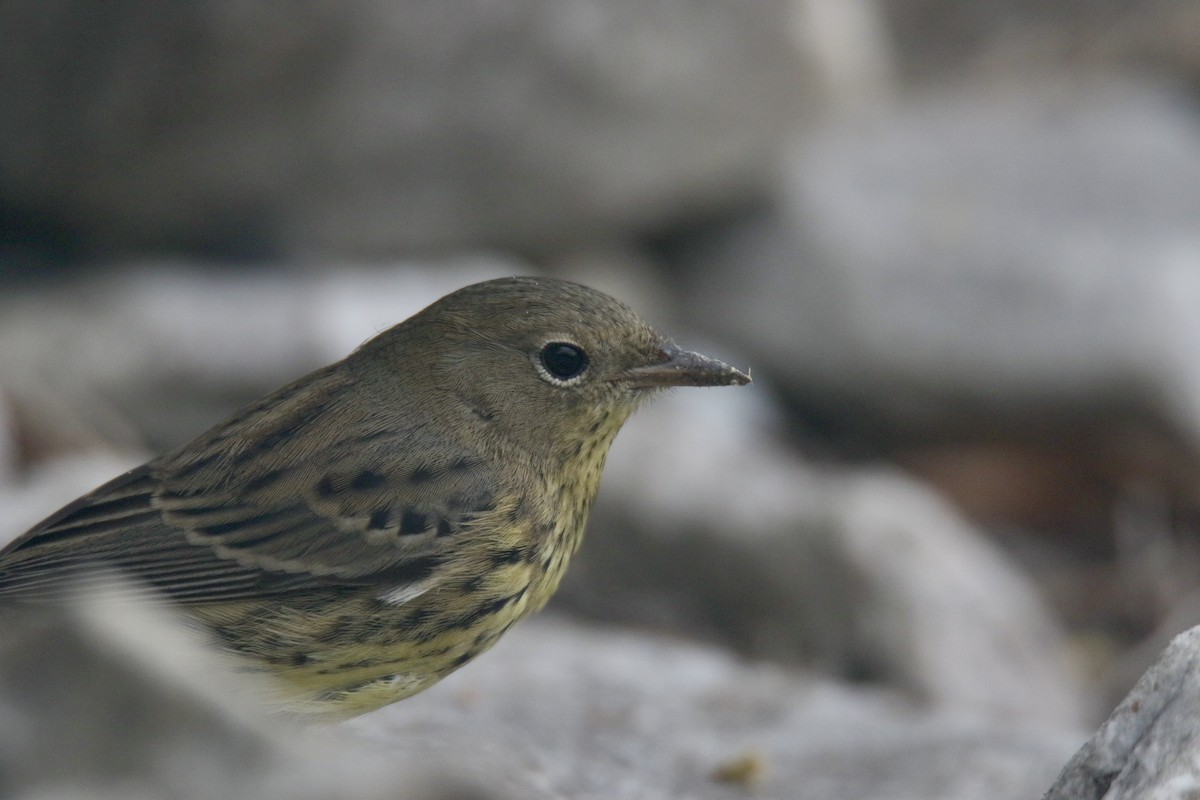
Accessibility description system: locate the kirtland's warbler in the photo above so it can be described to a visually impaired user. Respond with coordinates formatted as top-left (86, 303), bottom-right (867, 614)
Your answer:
top-left (0, 277), bottom-right (749, 717)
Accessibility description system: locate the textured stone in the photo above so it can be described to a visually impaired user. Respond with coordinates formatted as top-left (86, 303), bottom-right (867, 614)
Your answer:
top-left (348, 617), bottom-right (1081, 800)
top-left (1044, 626), bottom-right (1200, 800)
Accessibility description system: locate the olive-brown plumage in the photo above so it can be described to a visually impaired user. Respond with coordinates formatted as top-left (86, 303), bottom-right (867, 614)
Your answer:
top-left (0, 277), bottom-right (749, 717)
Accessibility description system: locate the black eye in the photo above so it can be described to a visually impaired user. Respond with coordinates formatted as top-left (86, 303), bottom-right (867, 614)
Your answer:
top-left (539, 342), bottom-right (589, 383)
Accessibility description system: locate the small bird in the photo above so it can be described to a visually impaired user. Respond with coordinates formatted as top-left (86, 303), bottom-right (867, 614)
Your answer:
top-left (0, 276), bottom-right (749, 717)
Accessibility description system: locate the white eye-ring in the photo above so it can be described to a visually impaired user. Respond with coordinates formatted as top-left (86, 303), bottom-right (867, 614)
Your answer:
top-left (536, 341), bottom-right (589, 386)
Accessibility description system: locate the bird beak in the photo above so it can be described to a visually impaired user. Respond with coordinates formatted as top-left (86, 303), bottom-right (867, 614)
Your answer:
top-left (623, 343), bottom-right (751, 389)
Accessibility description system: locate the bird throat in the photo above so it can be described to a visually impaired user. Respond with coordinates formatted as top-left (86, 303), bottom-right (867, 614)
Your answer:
top-left (532, 406), bottom-right (630, 599)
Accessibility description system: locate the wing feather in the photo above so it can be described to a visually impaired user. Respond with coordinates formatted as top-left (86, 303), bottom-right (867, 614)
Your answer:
top-left (0, 412), bottom-right (500, 605)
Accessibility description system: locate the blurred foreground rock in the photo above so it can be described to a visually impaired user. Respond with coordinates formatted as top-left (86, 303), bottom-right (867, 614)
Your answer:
top-left (351, 616), bottom-right (1081, 800)
top-left (3, 543), bottom-right (1196, 798)
top-left (0, 588), bottom-right (1084, 800)
top-left (0, 594), bottom-right (505, 800)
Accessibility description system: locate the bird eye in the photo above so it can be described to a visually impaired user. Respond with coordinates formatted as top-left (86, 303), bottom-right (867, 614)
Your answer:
top-left (538, 342), bottom-right (589, 385)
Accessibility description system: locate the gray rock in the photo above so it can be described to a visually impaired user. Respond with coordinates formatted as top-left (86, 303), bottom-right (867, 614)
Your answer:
top-left (1044, 626), bottom-right (1200, 800)
top-left (560, 387), bottom-right (1090, 727)
top-left (0, 593), bottom-right (511, 800)
top-left (682, 76), bottom-right (1200, 452)
top-left (877, 0), bottom-right (1200, 81)
top-left (0, 261), bottom-right (516, 454)
top-left (348, 616), bottom-right (1082, 800)
top-left (0, 1), bottom-right (821, 256)
top-left (0, 589), bottom-right (1081, 800)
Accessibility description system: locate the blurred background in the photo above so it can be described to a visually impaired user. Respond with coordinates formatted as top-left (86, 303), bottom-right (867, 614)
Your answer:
top-left (2, 0), bottom-right (1200, 788)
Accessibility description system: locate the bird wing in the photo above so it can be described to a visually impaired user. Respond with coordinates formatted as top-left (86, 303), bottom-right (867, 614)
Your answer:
top-left (0, 433), bottom-right (501, 605)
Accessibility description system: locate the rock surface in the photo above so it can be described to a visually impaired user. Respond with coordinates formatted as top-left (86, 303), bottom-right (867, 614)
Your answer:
top-left (1044, 626), bottom-right (1200, 800)
top-left (0, 261), bottom-right (516, 457)
top-left (563, 390), bottom-right (1088, 727)
top-left (0, 594), bottom-right (508, 800)
top-left (0, 0), bottom-right (830, 256)
top-left (680, 75), bottom-right (1200, 454)
top-left (348, 616), bottom-right (1082, 800)
top-left (0, 587), bottom-right (1085, 800)
top-left (878, 0), bottom-right (1200, 80)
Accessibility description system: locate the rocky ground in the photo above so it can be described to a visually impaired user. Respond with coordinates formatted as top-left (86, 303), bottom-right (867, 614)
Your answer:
top-left (4, 1), bottom-right (1200, 797)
